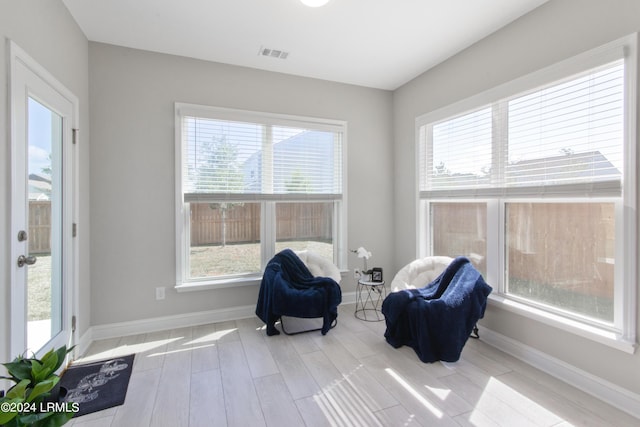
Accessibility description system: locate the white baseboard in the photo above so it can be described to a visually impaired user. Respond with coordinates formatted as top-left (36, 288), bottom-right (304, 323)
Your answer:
top-left (342, 290), bottom-right (357, 304)
top-left (78, 292), bottom-right (357, 350)
top-left (481, 327), bottom-right (640, 420)
top-left (83, 304), bottom-right (255, 344)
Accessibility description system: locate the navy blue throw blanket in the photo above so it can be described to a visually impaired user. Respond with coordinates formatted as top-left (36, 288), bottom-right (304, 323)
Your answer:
top-left (382, 257), bottom-right (492, 363)
top-left (256, 249), bottom-right (342, 336)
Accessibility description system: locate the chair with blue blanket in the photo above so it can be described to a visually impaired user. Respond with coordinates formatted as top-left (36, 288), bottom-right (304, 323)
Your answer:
top-left (382, 256), bottom-right (492, 363)
top-left (256, 249), bottom-right (342, 336)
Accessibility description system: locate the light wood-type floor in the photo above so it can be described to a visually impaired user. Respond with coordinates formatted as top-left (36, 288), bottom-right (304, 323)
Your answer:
top-left (66, 304), bottom-right (638, 427)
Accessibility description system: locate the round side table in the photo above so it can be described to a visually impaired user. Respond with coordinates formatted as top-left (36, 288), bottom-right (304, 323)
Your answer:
top-left (355, 279), bottom-right (386, 321)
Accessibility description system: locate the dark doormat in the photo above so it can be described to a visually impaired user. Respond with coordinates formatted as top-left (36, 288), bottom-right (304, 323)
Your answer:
top-left (59, 354), bottom-right (135, 417)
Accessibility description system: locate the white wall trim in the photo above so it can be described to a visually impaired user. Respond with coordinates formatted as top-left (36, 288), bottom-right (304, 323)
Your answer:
top-left (487, 296), bottom-right (637, 354)
top-left (91, 305), bottom-right (256, 341)
top-left (481, 327), bottom-right (640, 420)
top-left (75, 328), bottom-right (93, 360)
top-left (77, 291), bottom-right (356, 353)
top-left (341, 290), bottom-right (357, 305)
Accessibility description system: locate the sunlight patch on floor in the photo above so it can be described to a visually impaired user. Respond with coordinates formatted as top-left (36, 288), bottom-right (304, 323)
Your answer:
top-left (385, 368), bottom-right (444, 419)
top-left (79, 338), bottom-right (182, 362)
top-left (474, 376), bottom-right (564, 425)
top-left (186, 328), bottom-right (237, 345)
top-left (313, 365), bottom-right (384, 427)
top-left (148, 343), bottom-right (217, 357)
top-left (425, 384), bottom-right (451, 400)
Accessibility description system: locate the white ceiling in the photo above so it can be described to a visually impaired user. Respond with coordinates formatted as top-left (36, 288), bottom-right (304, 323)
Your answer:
top-left (62, 0), bottom-right (549, 90)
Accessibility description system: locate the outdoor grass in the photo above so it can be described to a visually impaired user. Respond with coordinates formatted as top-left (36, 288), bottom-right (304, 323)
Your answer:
top-left (508, 277), bottom-right (614, 322)
top-left (27, 253), bottom-right (52, 321)
top-left (189, 240), bottom-right (332, 278)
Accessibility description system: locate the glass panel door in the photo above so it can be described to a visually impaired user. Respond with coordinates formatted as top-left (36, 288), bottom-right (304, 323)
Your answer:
top-left (10, 41), bottom-right (76, 359)
top-left (26, 97), bottom-right (64, 353)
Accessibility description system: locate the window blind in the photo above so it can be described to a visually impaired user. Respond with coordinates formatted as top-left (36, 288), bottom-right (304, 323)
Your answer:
top-left (427, 107), bottom-right (493, 190)
top-left (506, 61), bottom-right (624, 188)
top-left (420, 60), bottom-right (624, 197)
top-left (182, 116), bottom-right (343, 202)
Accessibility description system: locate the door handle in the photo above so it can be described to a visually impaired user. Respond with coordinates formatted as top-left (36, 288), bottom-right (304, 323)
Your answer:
top-left (17, 255), bottom-right (37, 268)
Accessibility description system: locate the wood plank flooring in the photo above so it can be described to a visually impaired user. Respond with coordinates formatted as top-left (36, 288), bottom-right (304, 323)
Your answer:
top-left (66, 304), bottom-right (638, 427)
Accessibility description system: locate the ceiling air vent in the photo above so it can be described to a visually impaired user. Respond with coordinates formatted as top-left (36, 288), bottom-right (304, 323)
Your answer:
top-left (259, 46), bottom-right (289, 60)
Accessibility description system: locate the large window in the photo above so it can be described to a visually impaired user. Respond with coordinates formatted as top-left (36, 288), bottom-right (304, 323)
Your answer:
top-left (417, 35), bottom-right (637, 349)
top-left (175, 104), bottom-right (346, 288)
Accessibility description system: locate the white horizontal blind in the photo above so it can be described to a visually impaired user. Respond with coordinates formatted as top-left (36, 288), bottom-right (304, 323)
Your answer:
top-left (272, 126), bottom-right (342, 194)
top-left (426, 107), bottom-right (493, 191)
top-left (182, 116), bottom-right (343, 201)
top-left (507, 61), bottom-right (624, 188)
top-left (420, 60), bottom-right (624, 197)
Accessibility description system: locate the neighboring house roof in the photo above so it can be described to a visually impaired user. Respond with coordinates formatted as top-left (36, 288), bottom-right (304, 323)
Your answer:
top-left (28, 173), bottom-right (51, 200)
top-left (430, 151), bottom-right (620, 189)
top-left (506, 151), bottom-right (620, 185)
top-left (243, 131), bottom-right (336, 193)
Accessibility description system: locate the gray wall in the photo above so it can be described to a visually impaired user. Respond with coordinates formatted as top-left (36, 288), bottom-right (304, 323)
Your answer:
top-left (88, 43), bottom-right (394, 326)
top-left (0, 0), bottom-right (91, 363)
top-left (393, 0), bottom-right (640, 394)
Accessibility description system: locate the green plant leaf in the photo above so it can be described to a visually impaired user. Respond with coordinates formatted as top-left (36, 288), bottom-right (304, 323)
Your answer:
top-left (26, 376), bottom-right (59, 403)
top-left (40, 349), bottom-right (59, 377)
top-left (1, 346), bottom-right (75, 427)
top-left (52, 346), bottom-right (73, 373)
top-left (0, 412), bottom-right (17, 425)
top-left (3, 359), bottom-right (32, 381)
top-left (40, 348), bottom-right (55, 363)
top-left (0, 399), bottom-right (19, 424)
top-left (6, 379), bottom-right (30, 399)
top-left (31, 359), bottom-right (51, 383)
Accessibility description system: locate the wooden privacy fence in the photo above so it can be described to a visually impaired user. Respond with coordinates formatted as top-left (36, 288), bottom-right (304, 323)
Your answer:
top-left (506, 203), bottom-right (614, 298)
top-left (190, 202), bottom-right (333, 246)
top-left (433, 202), bottom-right (615, 297)
top-left (29, 201), bottom-right (52, 254)
top-left (29, 201), bottom-right (334, 252)
top-left (190, 203), bottom-right (260, 246)
top-left (276, 202), bottom-right (333, 242)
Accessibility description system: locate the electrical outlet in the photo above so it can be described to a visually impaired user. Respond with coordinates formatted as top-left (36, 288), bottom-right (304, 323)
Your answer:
top-left (155, 287), bottom-right (166, 300)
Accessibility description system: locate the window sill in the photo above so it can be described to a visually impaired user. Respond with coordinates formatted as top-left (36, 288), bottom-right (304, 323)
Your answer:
top-left (488, 294), bottom-right (637, 354)
top-left (175, 270), bottom-right (349, 293)
top-left (175, 275), bottom-right (263, 292)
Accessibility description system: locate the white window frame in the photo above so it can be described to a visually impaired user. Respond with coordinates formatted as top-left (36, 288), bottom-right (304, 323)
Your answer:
top-left (174, 103), bottom-right (347, 291)
top-left (416, 34), bottom-right (637, 353)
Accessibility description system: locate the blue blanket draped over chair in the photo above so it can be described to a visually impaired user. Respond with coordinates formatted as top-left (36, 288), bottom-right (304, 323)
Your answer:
top-left (381, 256), bottom-right (492, 362)
top-left (256, 249), bottom-right (342, 336)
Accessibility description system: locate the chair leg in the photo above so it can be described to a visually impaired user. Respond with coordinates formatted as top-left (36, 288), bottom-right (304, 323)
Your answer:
top-left (280, 317), bottom-right (338, 335)
top-left (470, 324), bottom-right (480, 339)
